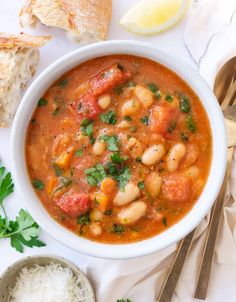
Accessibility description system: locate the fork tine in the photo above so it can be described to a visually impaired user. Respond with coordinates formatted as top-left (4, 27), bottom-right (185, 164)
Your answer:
top-left (221, 80), bottom-right (236, 110)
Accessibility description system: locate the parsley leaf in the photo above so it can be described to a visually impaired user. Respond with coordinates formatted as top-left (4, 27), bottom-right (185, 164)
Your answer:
top-left (179, 96), bottom-right (191, 113)
top-left (104, 209), bottom-right (112, 216)
top-left (116, 167), bottom-right (130, 191)
top-left (162, 217), bottom-right (167, 227)
top-left (117, 299), bottom-right (132, 302)
top-left (75, 149), bottom-right (83, 157)
top-left (100, 111), bottom-right (117, 125)
top-left (111, 224), bottom-right (125, 233)
top-left (58, 78), bottom-right (68, 88)
top-left (80, 119), bottom-right (95, 144)
top-left (147, 83), bottom-right (161, 100)
top-left (140, 116), bottom-right (149, 125)
top-left (186, 115), bottom-right (196, 132)
top-left (180, 132), bottom-right (189, 142)
top-left (99, 135), bottom-right (119, 151)
top-left (32, 179), bottom-right (44, 190)
top-left (0, 167), bottom-right (14, 205)
top-left (123, 116), bottom-right (132, 121)
top-left (37, 98), bottom-right (48, 107)
top-left (167, 121), bottom-right (177, 133)
top-left (84, 164), bottom-right (106, 186)
top-left (110, 153), bottom-right (128, 164)
top-left (137, 181), bottom-right (145, 189)
top-left (113, 85), bottom-right (123, 95)
top-left (52, 163), bottom-right (63, 177)
top-left (165, 94), bottom-right (173, 102)
top-left (77, 212), bottom-right (91, 225)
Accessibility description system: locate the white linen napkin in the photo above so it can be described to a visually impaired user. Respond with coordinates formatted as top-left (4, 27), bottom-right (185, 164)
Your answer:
top-left (85, 1), bottom-right (236, 301)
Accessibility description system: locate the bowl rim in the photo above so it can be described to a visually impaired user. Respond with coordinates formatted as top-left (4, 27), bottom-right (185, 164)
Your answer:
top-left (0, 254), bottom-right (95, 301)
top-left (11, 40), bottom-right (227, 259)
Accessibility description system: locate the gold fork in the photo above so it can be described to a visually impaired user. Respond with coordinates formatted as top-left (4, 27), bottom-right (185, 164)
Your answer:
top-left (157, 57), bottom-right (236, 302)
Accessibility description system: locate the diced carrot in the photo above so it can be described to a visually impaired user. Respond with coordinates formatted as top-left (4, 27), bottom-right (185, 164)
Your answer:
top-left (53, 147), bottom-right (74, 169)
top-left (91, 192), bottom-right (110, 213)
top-left (100, 177), bottom-right (117, 195)
top-left (46, 177), bottom-right (58, 196)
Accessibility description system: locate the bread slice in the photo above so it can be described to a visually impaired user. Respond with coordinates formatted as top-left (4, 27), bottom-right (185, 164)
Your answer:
top-left (19, 0), bottom-right (112, 43)
top-left (0, 33), bottom-right (50, 127)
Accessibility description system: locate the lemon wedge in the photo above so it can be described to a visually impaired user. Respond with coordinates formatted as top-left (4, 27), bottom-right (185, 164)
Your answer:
top-left (120, 0), bottom-right (189, 35)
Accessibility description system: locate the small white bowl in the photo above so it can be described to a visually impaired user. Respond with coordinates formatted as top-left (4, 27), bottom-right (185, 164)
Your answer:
top-left (11, 40), bottom-right (227, 259)
top-left (0, 255), bottom-right (95, 301)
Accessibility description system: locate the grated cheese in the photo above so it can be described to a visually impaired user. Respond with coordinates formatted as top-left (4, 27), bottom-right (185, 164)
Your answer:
top-left (8, 263), bottom-right (89, 302)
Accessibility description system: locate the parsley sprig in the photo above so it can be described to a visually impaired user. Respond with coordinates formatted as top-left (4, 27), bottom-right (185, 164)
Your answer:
top-left (0, 165), bottom-right (45, 252)
top-left (99, 134), bottom-right (119, 151)
top-left (80, 119), bottom-right (95, 144)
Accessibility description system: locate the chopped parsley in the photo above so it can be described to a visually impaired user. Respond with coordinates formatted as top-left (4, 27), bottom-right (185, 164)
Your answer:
top-left (37, 98), bottom-right (48, 107)
top-left (113, 85), bottom-right (123, 95)
top-left (99, 135), bottom-right (119, 151)
top-left (75, 149), bottom-right (83, 157)
top-left (123, 116), bottom-right (132, 121)
top-left (137, 181), bottom-right (145, 189)
top-left (147, 83), bottom-right (161, 100)
top-left (140, 116), bottom-right (149, 125)
top-left (52, 163), bottom-right (63, 176)
top-left (111, 224), bottom-right (125, 233)
top-left (84, 164), bottom-right (106, 186)
top-left (32, 179), bottom-right (44, 190)
top-left (105, 163), bottom-right (131, 190)
top-left (179, 96), bottom-right (191, 113)
top-left (165, 94), bottom-right (173, 102)
top-left (117, 299), bottom-right (132, 302)
top-left (80, 119), bottom-right (95, 144)
top-left (186, 115), bottom-right (196, 132)
top-left (135, 157), bottom-right (142, 163)
top-left (77, 212), bottom-right (91, 225)
top-left (180, 132), bottom-right (189, 142)
top-left (52, 177), bottom-right (72, 196)
top-left (52, 107), bottom-right (60, 116)
top-left (110, 153), bottom-right (128, 164)
top-left (104, 209), bottom-right (113, 216)
top-left (167, 121), bottom-right (177, 133)
top-left (58, 78), bottom-right (68, 88)
top-left (100, 111), bottom-right (117, 125)
top-left (162, 217), bottom-right (167, 227)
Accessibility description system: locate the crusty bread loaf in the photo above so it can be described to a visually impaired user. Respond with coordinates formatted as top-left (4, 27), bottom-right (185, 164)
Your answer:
top-left (19, 0), bottom-right (112, 43)
top-left (0, 33), bottom-right (50, 127)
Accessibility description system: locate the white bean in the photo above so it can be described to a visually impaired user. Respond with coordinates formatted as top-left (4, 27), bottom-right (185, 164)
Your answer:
top-left (90, 223), bottom-right (102, 236)
top-left (98, 94), bottom-right (111, 109)
top-left (90, 208), bottom-right (103, 222)
top-left (126, 137), bottom-right (143, 159)
top-left (145, 172), bottom-right (162, 198)
top-left (117, 120), bottom-right (131, 129)
top-left (121, 99), bottom-right (140, 117)
top-left (113, 183), bottom-right (140, 206)
top-left (93, 141), bottom-right (106, 155)
top-left (184, 165), bottom-right (199, 179)
top-left (141, 144), bottom-right (165, 166)
top-left (167, 143), bottom-right (186, 172)
top-left (118, 201), bottom-right (147, 225)
top-left (134, 85), bottom-right (153, 108)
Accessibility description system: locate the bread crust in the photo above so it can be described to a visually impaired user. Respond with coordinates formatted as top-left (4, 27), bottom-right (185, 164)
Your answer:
top-left (0, 32), bottom-right (51, 49)
top-left (19, 0), bottom-right (112, 42)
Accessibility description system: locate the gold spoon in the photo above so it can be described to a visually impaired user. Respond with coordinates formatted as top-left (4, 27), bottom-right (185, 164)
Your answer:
top-left (157, 57), bottom-right (236, 302)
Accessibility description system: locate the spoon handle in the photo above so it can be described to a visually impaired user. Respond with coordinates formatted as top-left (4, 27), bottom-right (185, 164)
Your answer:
top-left (157, 228), bottom-right (197, 302)
top-left (194, 147), bottom-right (233, 300)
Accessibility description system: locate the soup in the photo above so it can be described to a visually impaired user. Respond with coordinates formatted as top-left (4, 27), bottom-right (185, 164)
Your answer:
top-left (26, 55), bottom-right (212, 243)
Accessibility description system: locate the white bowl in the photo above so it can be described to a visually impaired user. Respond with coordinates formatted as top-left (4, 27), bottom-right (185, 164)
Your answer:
top-left (11, 40), bottom-right (227, 259)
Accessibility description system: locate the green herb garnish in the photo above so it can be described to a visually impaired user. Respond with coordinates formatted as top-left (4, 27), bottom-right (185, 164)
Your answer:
top-left (52, 107), bottom-right (60, 116)
top-left (162, 217), bottom-right (167, 227)
top-left (111, 224), bottom-right (125, 234)
top-left (140, 116), bottom-right (149, 125)
top-left (105, 163), bottom-right (131, 190)
top-left (186, 115), bottom-right (196, 132)
top-left (179, 96), bottom-right (191, 113)
top-left (165, 94), bottom-right (173, 102)
top-left (0, 166), bottom-right (45, 253)
top-left (58, 78), bottom-right (68, 88)
top-left (80, 119), bottom-right (95, 144)
top-left (137, 181), bottom-right (145, 189)
top-left (110, 153), bottom-right (128, 164)
top-left (52, 177), bottom-right (72, 196)
top-left (100, 111), bottom-right (117, 125)
top-left (104, 209), bottom-right (112, 216)
top-left (99, 135), bottom-right (119, 151)
top-left (37, 98), bottom-right (48, 107)
top-left (124, 116), bottom-right (132, 121)
top-left (113, 85), bottom-right (124, 95)
top-left (32, 179), bottom-right (44, 190)
top-left (75, 149), bottom-right (83, 157)
top-left (52, 163), bottom-right (63, 176)
top-left (167, 121), bottom-right (177, 133)
top-left (117, 299), bottom-right (132, 302)
top-left (77, 212), bottom-right (91, 225)
top-left (135, 157), bottom-right (142, 163)
top-left (84, 164), bottom-right (106, 186)
top-left (147, 83), bottom-right (161, 99)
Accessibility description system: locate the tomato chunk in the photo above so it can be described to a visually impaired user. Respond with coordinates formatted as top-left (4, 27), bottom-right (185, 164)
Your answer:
top-left (90, 64), bottom-right (131, 96)
top-left (150, 106), bottom-right (178, 135)
top-left (162, 174), bottom-right (191, 203)
top-left (56, 193), bottom-right (91, 217)
top-left (68, 93), bottom-right (101, 119)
